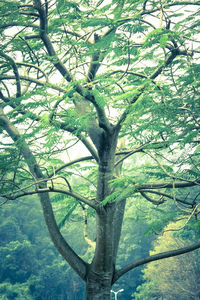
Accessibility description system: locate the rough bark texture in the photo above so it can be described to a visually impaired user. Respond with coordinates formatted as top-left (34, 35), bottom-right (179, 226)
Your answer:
top-left (86, 269), bottom-right (112, 300)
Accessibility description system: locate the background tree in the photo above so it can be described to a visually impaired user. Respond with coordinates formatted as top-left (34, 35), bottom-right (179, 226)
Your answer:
top-left (134, 220), bottom-right (200, 300)
top-left (0, 197), bottom-right (86, 300)
top-left (0, 0), bottom-right (200, 299)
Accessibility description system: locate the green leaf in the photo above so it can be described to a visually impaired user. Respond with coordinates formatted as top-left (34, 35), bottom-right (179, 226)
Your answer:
top-left (58, 203), bottom-right (78, 229)
top-left (82, 18), bottom-right (111, 27)
top-left (159, 34), bottom-right (168, 48)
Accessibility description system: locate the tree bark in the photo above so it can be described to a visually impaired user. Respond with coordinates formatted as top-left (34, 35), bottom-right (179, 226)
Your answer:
top-left (86, 269), bottom-right (112, 300)
top-left (85, 205), bottom-right (117, 299)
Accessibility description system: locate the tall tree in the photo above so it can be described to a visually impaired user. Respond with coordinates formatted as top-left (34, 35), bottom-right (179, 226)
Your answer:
top-left (0, 0), bottom-right (200, 298)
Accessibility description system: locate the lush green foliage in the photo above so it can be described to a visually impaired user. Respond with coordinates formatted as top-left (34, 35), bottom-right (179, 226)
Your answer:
top-left (0, 0), bottom-right (199, 206)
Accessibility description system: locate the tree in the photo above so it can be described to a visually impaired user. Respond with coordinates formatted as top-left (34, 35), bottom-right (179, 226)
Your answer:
top-left (134, 220), bottom-right (200, 300)
top-left (0, 0), bottom-right (200, 298)
top-left (0, 198), bottom-right (86, 300)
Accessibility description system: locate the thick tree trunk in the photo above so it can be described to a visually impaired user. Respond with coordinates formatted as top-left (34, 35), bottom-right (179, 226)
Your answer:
top-left (85, 201), bottom-right (125, 299)
top-left (84, 127), bottom-right (123, 299)
top-left (85, 206), bottom-right (115, 299)
top-left (86, 269), bottom-right (112, 300)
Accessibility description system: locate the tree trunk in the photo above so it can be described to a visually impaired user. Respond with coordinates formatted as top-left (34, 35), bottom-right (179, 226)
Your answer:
top-left (86, 269), bottom-right (112, 300)
top-left (85, 205), bottom-right (115, 299)
top-left (84, 128), bottom-right (124, 299)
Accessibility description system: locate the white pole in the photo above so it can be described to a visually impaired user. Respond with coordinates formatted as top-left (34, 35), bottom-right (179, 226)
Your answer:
top-left (111, 289), bottom-right (124, 300)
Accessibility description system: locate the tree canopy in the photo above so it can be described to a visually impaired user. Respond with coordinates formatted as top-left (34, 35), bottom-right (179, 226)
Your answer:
top-left (0, 0), bottom-right (200, 299)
